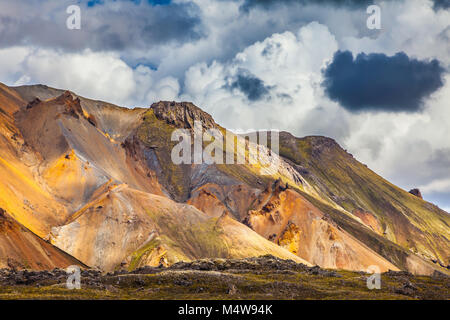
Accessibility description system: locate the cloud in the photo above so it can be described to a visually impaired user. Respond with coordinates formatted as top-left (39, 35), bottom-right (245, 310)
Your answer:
top-left (0, 0), bottom-right (203, 52)
top-left (239, 0), bottom-right (372, 12)
top-left (341, 0), bottom-right (450, 66)
top-left (322, 51), bottom-right (445, 113)
top-left (420, 178), bottom-right (450, 193)
top-left (0, 46), bottom-right (180, 107)
top-left (426, 147), bottom-right (450, 170)
top-left (227, 69), bottom-right (271, 101)
top-left (181, 22), bottom-right (339, 131)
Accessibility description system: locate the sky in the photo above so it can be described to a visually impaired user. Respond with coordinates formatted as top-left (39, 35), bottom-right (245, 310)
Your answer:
top-left (0, 0), bottom-right (449, 211)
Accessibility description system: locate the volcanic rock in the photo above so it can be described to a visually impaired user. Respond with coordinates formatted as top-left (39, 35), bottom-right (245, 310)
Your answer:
top-left (151, 101), bottom-right (217, 130)
top-left (409, 188), bottom-right (423, 199)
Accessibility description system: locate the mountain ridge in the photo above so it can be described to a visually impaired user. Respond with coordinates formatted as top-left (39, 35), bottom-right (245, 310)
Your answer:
top-left (0, 82), bottom-right (447, 275)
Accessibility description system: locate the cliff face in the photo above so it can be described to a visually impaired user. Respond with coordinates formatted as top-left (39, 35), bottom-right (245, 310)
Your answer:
top-left (0, 82), bottom-right (447, 275)
top-left (151, 101), bottom-right (218, 130)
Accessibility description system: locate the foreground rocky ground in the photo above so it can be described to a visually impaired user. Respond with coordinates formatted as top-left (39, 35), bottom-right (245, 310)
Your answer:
top-left (0, 256), bottom-right (448, 300)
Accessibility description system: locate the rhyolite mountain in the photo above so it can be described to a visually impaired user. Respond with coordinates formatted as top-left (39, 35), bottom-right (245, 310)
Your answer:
top-left (0, 82), bottom-right (448, 275)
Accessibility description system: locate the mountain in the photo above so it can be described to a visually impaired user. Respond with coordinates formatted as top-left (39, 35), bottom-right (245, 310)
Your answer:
top-left (0, 84), bottom-right (306, 271)
top-left (0, 82), bottom-right (447, 275)
top-left (276, 133), bottom-right (450, 271)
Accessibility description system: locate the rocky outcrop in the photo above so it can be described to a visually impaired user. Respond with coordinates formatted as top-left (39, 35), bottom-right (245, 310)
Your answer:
top-left (151, 101), bottom-right (218, 130)
top-left (409, 188), bottom-right (423, 199)
top-left (55, 91), bottom-right (84, 119)
top-left (25, 97), bottom-right (41, 110)
top-left (278, 222), bottom-right (301, 255)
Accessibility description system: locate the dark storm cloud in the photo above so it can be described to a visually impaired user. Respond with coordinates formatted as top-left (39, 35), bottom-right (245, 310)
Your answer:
top-left (239, 0), bottom-right (373, 12)
top-left (0, 0), bottom-right (203, 51)
top-left (322, 51), bottom-right (445, 113)
top-left (228, 70), bottom-right (271, 101)
top-left (432, 0), bottom-right (450, 10)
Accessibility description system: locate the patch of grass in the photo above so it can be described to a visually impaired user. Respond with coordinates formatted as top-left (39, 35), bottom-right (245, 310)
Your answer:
top-left (144, 209), bottom-right (229, 261)
top-left (128, 238), bottom-right (162, 271)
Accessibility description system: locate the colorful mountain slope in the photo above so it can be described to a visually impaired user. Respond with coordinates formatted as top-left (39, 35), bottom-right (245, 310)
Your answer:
top-left (0, 82), bottom-right (447, 275)
top-left (50, 183), bottom-right (307, 271)
top-left (126, 100), bottom-right (448, 274)
top-left (277, 132), bottom-right (450, 269)
top-left (0, 208), bottom-right (85, 270)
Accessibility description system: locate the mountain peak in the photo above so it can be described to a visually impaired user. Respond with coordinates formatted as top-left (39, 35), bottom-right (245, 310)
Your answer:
top-left (150, 101), bottom-right (218, 130)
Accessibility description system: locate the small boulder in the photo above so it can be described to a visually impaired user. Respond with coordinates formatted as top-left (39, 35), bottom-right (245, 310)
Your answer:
top-left (409, 188), bottom-right (423, 199)
top-left (26, 98), bottom-right (41, 109)
top-left (227, 284), bottom-right (237, 295)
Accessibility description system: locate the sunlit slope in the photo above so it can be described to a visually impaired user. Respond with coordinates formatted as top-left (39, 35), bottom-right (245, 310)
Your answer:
top-left (278, 133), bottom-right (450, 268)
top-left (243, 180), bottom-right (399, 272)
top-left (0, 85), bottom-right (70, 237)
top-left (0, 208), bottom-right (85, 270)
top-left (0, 84), bottom-right (165, 268)
top-left (0, 83), bottom-right (22, 117)
top-left (14, 90), bottom-right (164, 211)
top-left (50, 184), bottom-right (308, 271)
top-left (13, 84), bottom-right (147, 143)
